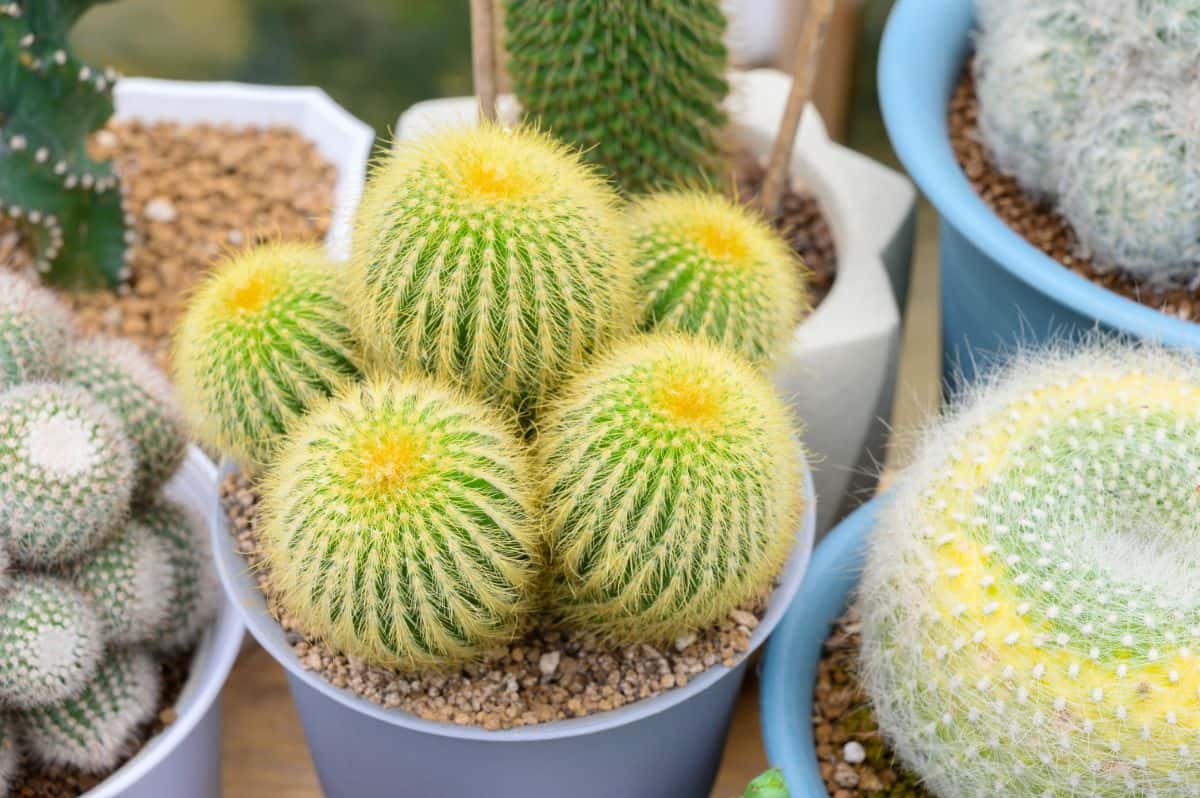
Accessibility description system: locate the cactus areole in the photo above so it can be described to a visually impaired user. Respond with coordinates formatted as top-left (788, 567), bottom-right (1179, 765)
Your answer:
top-left (0, 0), bottom-right (129, 288)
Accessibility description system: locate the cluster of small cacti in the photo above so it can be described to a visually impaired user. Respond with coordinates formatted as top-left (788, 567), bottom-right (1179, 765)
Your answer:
top-left (177, 120), bottom-right (807, 672)
top-left (974, 0), bottom-right (1200, 282)
top-left (859, 344), bottom-right (1200, 797)
top-left (0, 273), bottom-right (215, 791)
top-left (0, 0), bottom-right (132, 288)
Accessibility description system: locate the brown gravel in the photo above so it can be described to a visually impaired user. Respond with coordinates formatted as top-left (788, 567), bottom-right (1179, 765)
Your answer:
top-left (812, 611), bottom-right (930, 798)
top-left (732, 150), bottom-right (838, 308)
top-left (949, 68), bottom-right (1200, 322)
top-left (0, 120), bottom-right (338, 369)
top-left (221, 473), bottom-right (767, 731)
top-left (8, 647), bottom-right (196, 798)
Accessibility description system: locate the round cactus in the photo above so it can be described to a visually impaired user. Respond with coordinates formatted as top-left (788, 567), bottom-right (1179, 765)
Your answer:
top-left (0, 576), bottom-right (103, 709)
top-left (173, 242), bottom-right (365, 470)
top-left (348, 123), bottom-right (636, 422)
top-left (0, 717), bottom-right (16, 796)
top-left (0, 383), bottom-right (135, 566)
top-left (63, 336), bottom-right (187, 499)
top-left (136, 498), bottom-right (217, 651)
top-left (627, 191), bottom-right (806, 364)
top-left (1128, 0), bottom-right (1200, 68)
top-left (1059, 84), bottom-right (1200, 283)
top-left (70, 522), bottom-right (172, 647)
top-left (18, 648), bottom-right (160, 774)
top-left (260, 376), bottom-right (541, 670)
top-left (859, 345), bottom-right (1200, 797)
top-left (0, 270), bottom-right (75, 391)
top-left (538, 335), bottom-right (803, 643)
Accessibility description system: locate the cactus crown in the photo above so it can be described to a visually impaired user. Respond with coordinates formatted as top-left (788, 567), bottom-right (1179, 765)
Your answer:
top-left (538, 334), bottom-right (803, 643)
top-left (860, 344), bottom-right (1200, 797)
top-left (504, 0), bottom-right (731, 195)
top-left (0, 0), bottom-right (129, 288)
top-left (260, 375), bottom-right (541, 670)
top-left (628, 190), bottom-right (807, 364)
top-left (349, 123), bottom-right (636, 423)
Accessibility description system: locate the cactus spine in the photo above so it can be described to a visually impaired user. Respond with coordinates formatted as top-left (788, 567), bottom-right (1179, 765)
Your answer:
top-left (349, 123), bottom-right (635, 422)
top-left (260, 376), bottom-right (541, 670)
top-left (71, 522), bottom-right (172, 646)
top-left (173, 242), bottom-right (365, 470)
top-left (0, 272), bottom-right (74, 391)
top-left (628, 191), bottom-right (806, 364)
top-left (136, 498), bottom-right (216, 652)
top-left (504, 0), bottom-right (731, 194)
top-left (860, 345), bottom-right (1200, 797)
top-left (538, 335), bottom-right (803, 643)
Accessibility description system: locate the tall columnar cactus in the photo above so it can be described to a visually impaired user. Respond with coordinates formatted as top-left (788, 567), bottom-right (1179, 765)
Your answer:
top-left (538, 335), bottom-right (803, 643)
top-left (627, 191), bottom-right (806, 364)
top-left (0, 271), bottom-right (74, 391)
top-left (63, 336), bottom-right (188, 499)
top-left (174, 242), bottom-right (365, 470)
top-left (349, 124), bottom-right (635, 422)
top-left (504, 0), bottom-right (731, 194)
top-left (0, 0), bottom-right (130, 288)
top-left (260, 376), bottom-right (541, 670)
top-left (0, 383), bottom-right (135, 566)
top-left (859, 345), bottom-right (1200, 797)
top-left (136, 498), bottom-right (216, 652)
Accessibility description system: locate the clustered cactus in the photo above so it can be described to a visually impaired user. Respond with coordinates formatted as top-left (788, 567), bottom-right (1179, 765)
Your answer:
top-left (0, 0), bottom-right (131, 288)
top-left (177, 121), bottom-right (808, 672)
top-left (974, 0), bottom-right (1200, 282)
top-left (860, 344), bottom-right (1200, 797)
top-left (0, 274), bottom-right (215, 790)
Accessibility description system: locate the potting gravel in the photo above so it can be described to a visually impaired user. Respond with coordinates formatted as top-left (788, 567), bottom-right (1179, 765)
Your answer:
top-left (0, 120), bottom-right (338, 369)
top-left (222, 474), bottom-right (769, 731)
top-left (950, 68), bottom-right (1200, 322)
top-left (7, 647), bottom-right (196, 798)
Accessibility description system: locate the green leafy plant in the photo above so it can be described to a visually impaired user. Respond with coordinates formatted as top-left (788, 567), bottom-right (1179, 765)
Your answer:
top-left (0, 0), bottom-right (130, 288)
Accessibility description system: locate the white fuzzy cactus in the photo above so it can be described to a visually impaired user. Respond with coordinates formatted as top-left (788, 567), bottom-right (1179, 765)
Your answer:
top-left (860, 344), bottom-right (1200, 797)
top-left (1127, 0), bottom-right (1200, 69)
top-left (71, 522), bottom-right (173, 647)
top-left (0, 272), bottom-right (75, 391)
top-left (136, 499), bottom-right (217, 652)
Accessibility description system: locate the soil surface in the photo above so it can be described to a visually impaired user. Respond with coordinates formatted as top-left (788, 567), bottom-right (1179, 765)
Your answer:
top-left (949, 68), bottom-right (1200, 322)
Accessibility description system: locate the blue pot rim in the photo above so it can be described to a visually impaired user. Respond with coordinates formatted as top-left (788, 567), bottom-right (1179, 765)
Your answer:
top-left (877, 0), bottom-right (1200, 348)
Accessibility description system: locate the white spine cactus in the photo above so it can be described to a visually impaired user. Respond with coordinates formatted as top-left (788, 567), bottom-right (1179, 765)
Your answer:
top-left (0, 577), bottom-right (103, 709)
top-left (136, 499), bottom-right (217, 651)
top-left (860, 344), bottom-right (1200, 797)
top-left (18, 648), bottom-right (161, 774)
top-left (1126, 0), bottom-right (1200, 72)
top-left (71, 523), bottom-right (172, 646)
top-left (0, 383), bottom-right (135, 566)
top-left (0, 271), bottom-right (75, 391)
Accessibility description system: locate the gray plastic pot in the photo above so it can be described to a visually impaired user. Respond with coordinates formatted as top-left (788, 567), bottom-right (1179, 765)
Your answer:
top-left (210, 468), bottom-right (816, 798)
top-left (86, 448), bottom-right (243, 798)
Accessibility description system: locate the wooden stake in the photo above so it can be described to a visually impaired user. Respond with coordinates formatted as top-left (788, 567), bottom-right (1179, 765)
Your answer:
top-left (470, 0), bottom-right (498, 122)
top-left (757, 0), bottom-right (836, 218)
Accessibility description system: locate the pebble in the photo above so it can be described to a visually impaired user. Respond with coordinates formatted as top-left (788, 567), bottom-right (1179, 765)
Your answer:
top-left (539, 650), bottom-right (561, 677)
top-left (142, 196), bottom-right (178, 223)
top-left (842, 740), bottom-right (866, 764)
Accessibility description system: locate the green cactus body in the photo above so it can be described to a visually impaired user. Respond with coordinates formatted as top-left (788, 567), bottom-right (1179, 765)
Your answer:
top-left (63, 336), bottom-right (187, 499)
top-left (0, 271), bottom-right (74, 391)
top-left (505, 0), bottom-right (730, 194)
top-left (173, 242), bottom-right (365, 470)
top-left (0, 716), bottom-right (16, 796)
top-left (71, 522), bottom-right (171, 646)
top-left (628, 191), bottom-right (806, 364)
top-left (260, 376), bottom-right (541, 670)
top-left (0, 576), bottom-right (102, 709)
top-left (743, 768), bottom-right (789, 798)
top-left (0, 383), bottom-right (134, 566)
top-left (0, 0), bottom-right (129, 288)
top-left (538, 335), bottom-right (803, 643)
top-left (18, 648), bottom-right (160, 774)
top-left (860, 346), bottom-right (1200, 797)
top-left (137, 498), bottom-right (216, 651)
top-left (349, 124), bottom-right (635, 423)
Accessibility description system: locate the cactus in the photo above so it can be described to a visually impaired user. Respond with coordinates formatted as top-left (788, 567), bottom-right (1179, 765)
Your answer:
top-left (859, 344), bottom-right (1200, 797)
top-left (538, 334), bottom-right (803, 643)
top-left (0, 271), bottom-right (75, 391)
top-left (628, 191), bottom-right (806, 364)
top-left (1059, 83), bottom-right (1200, 283)
top-left (173, 242), bottom-right (365, 470)
top-left (136, 498), bottom-right (217, 651)
top-left (18, 648), bottom-right (160, 774)
top-left (63, 336), bottom-right (187, 498)
top-left (71, 522), bottom-right (171, 646)
top-left (0, 717), bottom-right (15, 797)
top-left (0, 382), bottom-right (135, 566)
top-left (1129, 0), bottom-right (1200, 67)
top-left (504, 0), bottom-right (730, 195)
top-left (0, 0), bottom-right (130, 288)
top-left (260, 375), bottom-right (541, 670)
top-left (349, 123), bottom-right (635, 422)
top-left (0, 576), bottom-right (103, 709)
top-left (743, 768), bottom-right (789, 798)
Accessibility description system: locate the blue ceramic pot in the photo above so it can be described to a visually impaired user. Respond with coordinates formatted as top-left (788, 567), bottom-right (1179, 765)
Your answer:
top-left (759, 499), bottom-right (878, 797)
top-left (878, 0), bottom-right (1200, 388)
